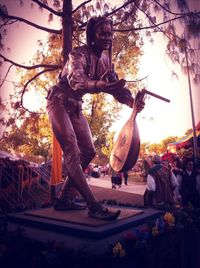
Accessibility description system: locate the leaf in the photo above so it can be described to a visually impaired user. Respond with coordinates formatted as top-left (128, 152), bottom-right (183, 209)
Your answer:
top-left (0, 4), bottom-right (8, 15)
top-left (48, 13), bottom-right (53, 22)
top-left (96, 1), bottom-right (101, 10)
top-left (171, 71), bottom-right (179, 80)
top-left (53, 0), bottom-right (60, 8)
top-left (13, 101), bottom-right (21, 109)
top-left (20, 1), bottom-right (24, 7)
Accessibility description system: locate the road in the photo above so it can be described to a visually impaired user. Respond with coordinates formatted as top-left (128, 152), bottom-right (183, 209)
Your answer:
top-left (87, 175), bottom-right (146, 195)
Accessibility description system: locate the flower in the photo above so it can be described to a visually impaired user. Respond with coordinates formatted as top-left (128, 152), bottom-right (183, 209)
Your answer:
top-left (152, 227), bottom-right (160, 236)
top-left (163, 212), bottom-right (175, 226)
top-left (123, 231), bottom-right (138, 241)
top-left (112, 242), bottom-right (126, 258)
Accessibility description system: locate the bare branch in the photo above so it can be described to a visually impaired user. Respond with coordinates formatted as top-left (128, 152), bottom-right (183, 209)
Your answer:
top-left (21, 68), bottom-right (57, 112)
top-left (20, 105), bottom-right (45, 114)
top-left (72, 34), bottom-right (86, 46)
top-left (0, 54), bottom-right (62, 70)
top-left (134, 1), bottom-right (169, 39)
top-left (114, 15), bottom-right (186, 32)
top-left (105, 0), bottom-right (135, 18)
top-left (154, 0), bottom-right (190, 16)
top-left (0, 64), bottom-right (13, 88)
top-left (0, 18), bottom-right (17, 27)
top-left (75, 0), bottom-right (136, 29)
top-left (0, 11), bottom-right (61, 34)
top-left (31, 0), bottom-right (63, 17)
top-left (72, 0), bottom-right (92, 14)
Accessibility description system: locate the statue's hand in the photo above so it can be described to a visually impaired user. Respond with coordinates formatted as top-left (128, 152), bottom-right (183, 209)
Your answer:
top-left (134, 98), bottom-right (145, 112)
top-left (96, 79), bottom-right (126, 94)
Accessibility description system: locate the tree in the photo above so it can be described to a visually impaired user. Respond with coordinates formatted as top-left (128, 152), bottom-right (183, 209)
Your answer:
top-left (139, 141), bottom-right (150, 158)
top-left (0, 0), bottom-right (199, 161)
top-left (0, 0), bottom-right (142, 161)
top-left (161, 136), bottom-right (178, 152)
top-left (0, 113), bottom-right (52, 162)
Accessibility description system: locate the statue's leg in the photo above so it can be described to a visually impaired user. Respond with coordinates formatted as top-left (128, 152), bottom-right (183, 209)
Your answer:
top-left (67, 112), bottom-right (121, 220)
top-left (47, 98), bottom-right (97, 208)
top-left (58, 111), bottom-right (97, 202)
top-left (47, 98), bottom-right (120, 219)
top-left (47, 97), bottom-right (83, 209)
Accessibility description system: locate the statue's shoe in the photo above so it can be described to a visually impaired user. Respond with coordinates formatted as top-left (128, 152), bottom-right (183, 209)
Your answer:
top-left (88, 207), bottom-right (121, 221)
top-left (54, 198), bottom-right (87, 211)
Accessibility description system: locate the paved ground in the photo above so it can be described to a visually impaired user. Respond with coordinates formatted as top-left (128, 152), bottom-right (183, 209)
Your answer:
top-left (87, 175), bottom-right (146, 195)
top-left (86, 175), bottom-right (146, 206)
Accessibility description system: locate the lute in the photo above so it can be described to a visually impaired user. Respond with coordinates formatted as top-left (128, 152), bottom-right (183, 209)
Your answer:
top-left (109, 89), bottom-right (170, 172)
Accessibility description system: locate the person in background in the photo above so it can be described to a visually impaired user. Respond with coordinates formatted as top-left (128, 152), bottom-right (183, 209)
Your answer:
top-left (84, 164), bottom-right (92, 180)
top-left (161, 157), bottom-right (171, 170)
top-left (115, 171), bottom-right (122, 188)
top-left (109, 166), bottom-right (123, 188)
top-left (171, 157), bottom-right (183, 202)
top-left (144, 155), bottom-right (179, 207)
top-left (180, 159), bottom-right (200, 208)
top-left (142, 156), bottom-right (152, 179)
top-left (46, 15), bottom-right (145, 220)
top-left (123, 171), bottom-right (129, 185)
top-left (91, 165), bottom-right (101, 178)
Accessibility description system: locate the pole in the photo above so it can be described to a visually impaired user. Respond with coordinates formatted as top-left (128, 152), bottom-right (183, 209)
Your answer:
top-left (184, 42), bottom-right (198, 164)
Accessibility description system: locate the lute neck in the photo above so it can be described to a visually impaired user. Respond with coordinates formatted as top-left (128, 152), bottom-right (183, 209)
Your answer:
top-left (130, 106), bottom-right (139, 122)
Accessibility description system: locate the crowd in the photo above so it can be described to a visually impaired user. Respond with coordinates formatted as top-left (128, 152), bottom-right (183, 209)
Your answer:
top-left (83, 152), bottom-right (200, 211)
top-left (144, 154), bottom-right (200, 209)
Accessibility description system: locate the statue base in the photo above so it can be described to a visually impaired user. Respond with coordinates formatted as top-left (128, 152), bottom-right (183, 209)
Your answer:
top-left (7, 206), bottom-right (160, 240)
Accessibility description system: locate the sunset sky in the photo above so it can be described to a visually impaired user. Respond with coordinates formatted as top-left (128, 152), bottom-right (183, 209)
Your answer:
top-left (1, 0), bottom-right (200, 144)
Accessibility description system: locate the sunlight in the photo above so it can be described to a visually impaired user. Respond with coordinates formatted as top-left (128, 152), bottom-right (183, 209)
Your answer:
top-left (23, 90), bottom-right (45, 112)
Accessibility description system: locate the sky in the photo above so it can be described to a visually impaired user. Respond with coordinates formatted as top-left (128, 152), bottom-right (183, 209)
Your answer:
top-left (114, 30), bottom-right (200, 143)
top-left (0, 0), bottom-right (200, 144)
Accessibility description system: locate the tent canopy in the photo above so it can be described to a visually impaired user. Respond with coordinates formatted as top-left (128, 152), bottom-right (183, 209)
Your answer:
top-left (168, 130), bottom-right (200, 146)
top-left (168, 130), bottom-right (200, 148)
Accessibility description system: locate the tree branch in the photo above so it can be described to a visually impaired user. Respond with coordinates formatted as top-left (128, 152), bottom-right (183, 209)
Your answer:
top-left (0, 64), bottom-right (13, 88)
top-left (0, 18), bottom-right (17, 28)
top-left (114, 15), bottom-right (186, 32)
top-left (75, 0), bottom-right (136, 29)
top-left (105, 0), bottom-right (135, 18)
top-left (0, 11), bottom-right (61, 34)
top-left (72, 0), bottom-right (92, 14)
top-left (0, 54), bottom-right (62, 70)
top-left (31, 0), bottom-right (63, 17)
top-left (21, 68), bottom-right (58, 112)
top-left (134, 1), bottom-right (169, 39)
top-left (154, 0), bottom-right (189, 16)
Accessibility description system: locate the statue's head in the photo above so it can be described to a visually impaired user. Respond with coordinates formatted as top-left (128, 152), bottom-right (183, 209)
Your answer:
top-left (86, 16), bottom-right (113, 53)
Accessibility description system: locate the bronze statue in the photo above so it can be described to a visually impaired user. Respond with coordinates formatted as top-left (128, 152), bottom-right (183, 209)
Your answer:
top-left (46, 16), bottom-right (144, 220)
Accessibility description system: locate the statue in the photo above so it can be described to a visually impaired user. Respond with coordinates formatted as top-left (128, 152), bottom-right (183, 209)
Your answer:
top-left (46, 16), bottom-right (145, 220)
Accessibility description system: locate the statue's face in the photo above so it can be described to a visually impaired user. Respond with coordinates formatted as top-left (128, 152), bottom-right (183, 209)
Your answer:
top-left (94, 22), bottom-right (113, 51)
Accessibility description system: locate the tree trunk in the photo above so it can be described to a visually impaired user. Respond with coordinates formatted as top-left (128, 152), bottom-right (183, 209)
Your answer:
top-left (62, 0), bottom-right (73, 65)
top-left (51, 0), bottom-right (73, 187)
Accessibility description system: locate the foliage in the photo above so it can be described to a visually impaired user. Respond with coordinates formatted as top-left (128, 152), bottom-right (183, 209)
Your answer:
top-left (0, 0), bottom-right (141, 161)
top-left (0, 113), bottom-right (52, 162)
top-left (161, 136), bottom-right (178, 151)
top-left (83, 93), bottom-right (122, 163)
top-left (108, 205), bottom-right (200, 267)
top-left (139, 135), bottom-right (180, 157)
top-left (144, 142), bottom-right (163, 155)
